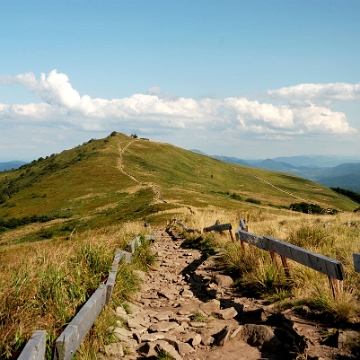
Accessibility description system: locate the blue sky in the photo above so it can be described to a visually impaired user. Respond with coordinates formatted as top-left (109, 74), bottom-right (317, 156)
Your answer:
top-left (1, 0), bottom-right (360, 161)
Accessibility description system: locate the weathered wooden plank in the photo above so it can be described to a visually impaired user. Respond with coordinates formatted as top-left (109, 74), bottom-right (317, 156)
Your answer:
top-left (18, 330), bottom-right (46, 360)
top-left (236, 229), bottom-right (344, 280)
top-left (167, 218), bottom-right (177, 227)
top-left (125, 235), bottom-right (156, 254)
top-left (264, 236), bottom-right (344, 280)
top-left (239, 218), bottom-right (247, 230)
top-left (145, 235), bottom-right (156, 242)
top-left (126, 236), bottom-right (142, 254)
top-left (111, 249), bottom-right (123, 272)
top-left (119, 250), bottom-right (132, 263)
top-left (106, 270), bottom-right (117, 304)
top-left (203, 223), bottom-right (232, 233)
top-left (54, 285), bottom-right (107, 360)
top-left (176, 221), bottom-right (201, 234)
top-left (353, 253), bottom-right (360, 273)
top-left (235, 229), bottom-right (268, 251)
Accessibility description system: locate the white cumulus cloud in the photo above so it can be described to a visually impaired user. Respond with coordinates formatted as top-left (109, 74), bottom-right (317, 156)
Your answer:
top-left (0, 70), bottom-right (357, 139)
top-left (268, 82), bottom-right (360, 101)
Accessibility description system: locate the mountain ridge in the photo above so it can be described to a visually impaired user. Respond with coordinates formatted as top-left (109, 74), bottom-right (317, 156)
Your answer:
top-left (0, 134), bottom-right (358, 242)
top-left (190, 150), bottom-right (360, 193)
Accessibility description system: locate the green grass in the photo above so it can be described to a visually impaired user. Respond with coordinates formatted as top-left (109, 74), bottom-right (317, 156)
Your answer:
top-left (1, 132), bottom-right (357, 236)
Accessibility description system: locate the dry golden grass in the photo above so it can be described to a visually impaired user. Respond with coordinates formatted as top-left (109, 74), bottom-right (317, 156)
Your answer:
top-left (0, 218), bottom-right (67, 245)
top-left (172, 208), bottom-right (360, 323)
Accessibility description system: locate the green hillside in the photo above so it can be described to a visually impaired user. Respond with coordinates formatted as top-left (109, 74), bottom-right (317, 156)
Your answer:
top-left (0, 132), bottom-right (358, 245)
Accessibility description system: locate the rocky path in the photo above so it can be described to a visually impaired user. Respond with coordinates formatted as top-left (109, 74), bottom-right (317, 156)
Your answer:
top-left (99, 228), bottom-right (358, 360)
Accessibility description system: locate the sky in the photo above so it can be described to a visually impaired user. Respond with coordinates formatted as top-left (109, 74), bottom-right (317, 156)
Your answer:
top-left (1, 0), bottom-right (360, 161)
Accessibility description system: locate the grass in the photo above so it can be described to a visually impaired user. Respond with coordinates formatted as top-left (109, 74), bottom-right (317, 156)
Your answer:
top-left (190, 311), bottom-right (207, 322)
top-left (1, 132), bottom-right (360, 358)
top-left (0, 221), bottom-right (155, 359)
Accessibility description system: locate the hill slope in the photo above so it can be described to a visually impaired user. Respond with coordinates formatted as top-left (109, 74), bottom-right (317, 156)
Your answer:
top-left (0, 132), bottom-right (358, 245)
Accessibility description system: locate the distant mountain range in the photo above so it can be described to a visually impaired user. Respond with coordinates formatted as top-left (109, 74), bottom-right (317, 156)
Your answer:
top-left (0, 161), bottom-right (26, 172)
top-left (191, 150), bottom-right (360, 193)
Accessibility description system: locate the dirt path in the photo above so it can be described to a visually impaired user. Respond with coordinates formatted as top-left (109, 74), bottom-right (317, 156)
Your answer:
top-left (117, 141), bottom-right (141, 184)
top-left (117, 141), bottom-right (165, 203)
top-left (100, 228), bottom-right (358, 360)
top-left (240, 168), bottom-right (311, 203)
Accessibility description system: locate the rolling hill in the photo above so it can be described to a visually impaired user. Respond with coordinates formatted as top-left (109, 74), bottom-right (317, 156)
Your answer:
top-left (0, 132), bottom-right (358, 245)
top-left (198, 152), bottom-right (360, 193)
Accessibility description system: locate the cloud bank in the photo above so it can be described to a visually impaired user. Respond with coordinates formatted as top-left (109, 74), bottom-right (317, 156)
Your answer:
top-left (0, 70), bottom-right (357, 138)
top-left (268, 82), bottom-right (360, 101)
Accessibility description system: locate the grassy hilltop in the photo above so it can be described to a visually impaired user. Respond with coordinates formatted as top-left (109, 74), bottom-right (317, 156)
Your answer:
top-left (0, 131), bottom-right (357, 245)
top-left (1, 132), bottom-right (360, 359)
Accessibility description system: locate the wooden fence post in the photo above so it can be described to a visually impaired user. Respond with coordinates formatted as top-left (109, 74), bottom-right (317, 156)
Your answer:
top-left (353, 253), bottom-right (360, 272)
top-left (280, 255), bottom-right (290, 278)
top-left (238, 219), bottom-right (247, 255)
top-left (236, 227), bottom-right (345, 298)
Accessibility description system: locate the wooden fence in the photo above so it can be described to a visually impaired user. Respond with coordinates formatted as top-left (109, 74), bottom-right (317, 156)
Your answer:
top-left (167, 218), bottom-right (201, 234)
top-left (18, 235), bottom-right (155, 360)
top-left (353, 253), bottom-right (360, 273)
top-left (167, 218), bottom-right (235, 242)
top-left (235, 219), bottom-right (344, 298)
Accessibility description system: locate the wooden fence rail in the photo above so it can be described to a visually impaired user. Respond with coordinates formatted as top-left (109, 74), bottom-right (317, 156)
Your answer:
top-left (235, 219), bottom-right (344, 298)
top-left (203, 220), bottom-right (235, 242)
top-left (54, 285), bottom-right (107, 360)
top-left (167, 218), bottom-right (201, 234)
top-left (18, 234), bottom-right (155, 360)
top-left (18, 331), bottom-right (47, 360)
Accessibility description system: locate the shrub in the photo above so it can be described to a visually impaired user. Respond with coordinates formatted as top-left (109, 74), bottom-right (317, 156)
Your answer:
top-left (246, 198), bottom-right (261, 205)
top-left (230, 193), bottom-right (242, 201)
top-left (290, 202), bottom-right (337, 215)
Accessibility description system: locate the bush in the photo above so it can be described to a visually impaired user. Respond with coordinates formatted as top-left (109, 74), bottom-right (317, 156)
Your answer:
top-left (246, 198), bottom-right (261, 205)
top-left (230, 193), bottom-right (242, 201)
top-left (289, 202), bottom-right (338, 215)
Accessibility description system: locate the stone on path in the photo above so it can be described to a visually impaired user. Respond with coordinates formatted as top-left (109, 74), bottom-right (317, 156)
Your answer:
top-left (199, 299), bottom-right (220, 315)
top-left (177, 341), bottom-right (196, 355)
top-left (141, 332), bottom-right (165, 342)
top-left (103, 342), bottom-right (124, 357)
top-left (191, 334), bottom-right (202, 347)
top-left (149, 320), bottom-right (180, 332)
top-left (155, 341), bottom-right (183, 360)
top-left (116, 306), bottom-right (127, 317)
top-left (189, 321), bottom-right (207, 328)
top-left (158, 289), bottom-right (178, 300)
top-left (214, 274), bottom-right (234, 287)
top-left (138, 342), bottom-right (158, 358)
top-left (215, 325), bottom-right (232, 346)
top-left (216, 307), bottom-right (238, 320)
top-left (240, 324), bottom-right (281, 352)
top-left (201, 334), bottom-right (215, 346)
top-left (181, 288), bottom-right (194, 299)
